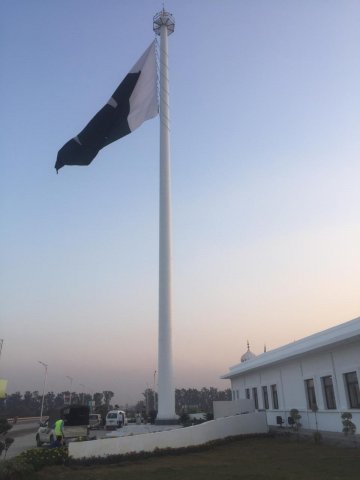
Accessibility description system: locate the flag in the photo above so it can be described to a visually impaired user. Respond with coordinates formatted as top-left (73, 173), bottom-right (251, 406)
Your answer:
top-left (55, 41), bottom-right (158, 172)
top-left (0, 379), bottom-right (7, 399)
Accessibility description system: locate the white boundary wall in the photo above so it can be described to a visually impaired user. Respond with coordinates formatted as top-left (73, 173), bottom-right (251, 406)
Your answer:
top-left (69, 412), bottom-right (268, 459)
top-left (213, 399), bottom-right (255, 419)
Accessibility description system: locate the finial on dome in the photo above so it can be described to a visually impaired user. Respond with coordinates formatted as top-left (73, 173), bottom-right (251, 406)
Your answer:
top-left (241, 342), bottom-right (257, 363)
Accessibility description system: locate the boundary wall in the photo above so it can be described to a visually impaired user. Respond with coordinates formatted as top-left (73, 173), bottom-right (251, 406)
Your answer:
top-left (69, 412), bottom-right (268, 459)
top-left (213, 399), bottom-right (255, 419)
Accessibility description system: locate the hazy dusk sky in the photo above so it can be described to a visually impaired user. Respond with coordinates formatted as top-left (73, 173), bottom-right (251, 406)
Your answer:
top-left (1, 0), bottom-right (359, 405)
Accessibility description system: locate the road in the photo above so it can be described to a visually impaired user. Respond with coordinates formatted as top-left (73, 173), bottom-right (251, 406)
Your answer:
top-left (4, 421), bottom-right (39, 459)
top-left (4, 422), bottom-right (106, 459)
top-left (4, 423), bottom-right (179, 459)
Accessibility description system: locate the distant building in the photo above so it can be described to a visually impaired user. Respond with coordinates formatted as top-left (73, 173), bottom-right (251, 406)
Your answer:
top-left (221, 317), bottom-right (360, 433)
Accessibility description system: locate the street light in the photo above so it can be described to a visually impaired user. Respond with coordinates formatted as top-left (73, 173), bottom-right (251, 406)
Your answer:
top-left (66, 376), bottom-right (73, 404)
top-left (38, 361), bottom-right (48, 423)
top-left (153, 370), bottom-right (157, 411)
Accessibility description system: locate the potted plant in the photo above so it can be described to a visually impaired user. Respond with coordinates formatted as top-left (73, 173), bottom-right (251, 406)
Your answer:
top-left (341, 412), bottom-right (356, 436)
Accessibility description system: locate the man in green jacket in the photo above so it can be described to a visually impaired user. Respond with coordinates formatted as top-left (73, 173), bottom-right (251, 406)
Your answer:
top-left (54, 417), bottom-right (65, 445)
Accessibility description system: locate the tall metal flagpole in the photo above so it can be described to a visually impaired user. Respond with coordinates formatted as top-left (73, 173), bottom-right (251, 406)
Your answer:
top-left (153, 9), bottom-right (176, 424)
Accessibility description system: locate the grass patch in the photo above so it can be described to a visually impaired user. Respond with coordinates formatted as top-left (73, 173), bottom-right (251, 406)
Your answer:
top-left (34, 436), bottom-right (360, 480)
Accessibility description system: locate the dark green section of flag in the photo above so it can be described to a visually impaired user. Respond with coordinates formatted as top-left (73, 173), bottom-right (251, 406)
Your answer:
top-left (55, 72), bottom-right (140, 171)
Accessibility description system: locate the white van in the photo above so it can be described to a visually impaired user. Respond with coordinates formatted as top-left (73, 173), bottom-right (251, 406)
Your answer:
top-left (105, 410), bottom-right (127, 430)
top-left (88, 413), bottom-right (102, 429)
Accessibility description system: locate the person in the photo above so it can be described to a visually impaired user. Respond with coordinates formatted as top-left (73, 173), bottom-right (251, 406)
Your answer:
top-left (54, 416), bottom-right (65, 445)
top-left (49, 436), bottom-right (63, 448)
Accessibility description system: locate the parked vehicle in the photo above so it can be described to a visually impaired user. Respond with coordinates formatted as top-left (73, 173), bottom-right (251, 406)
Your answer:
top-left (36, 405), bottom-right (90, 446)
top-left (105, 410), bottom-right (127, 430)
top-left (88, 413), bottom-right (102, 429)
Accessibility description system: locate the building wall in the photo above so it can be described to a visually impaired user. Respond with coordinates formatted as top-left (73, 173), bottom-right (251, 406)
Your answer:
top-left (229, 340), bottom-right (360, 433)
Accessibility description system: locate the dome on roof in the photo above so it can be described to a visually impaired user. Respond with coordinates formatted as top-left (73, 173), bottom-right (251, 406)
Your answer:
top-left (241, 342), bottom-right (257, 363)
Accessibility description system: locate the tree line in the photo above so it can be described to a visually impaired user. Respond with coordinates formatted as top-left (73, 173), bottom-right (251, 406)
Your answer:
top-left (0, 387), bottom-right (231, 419)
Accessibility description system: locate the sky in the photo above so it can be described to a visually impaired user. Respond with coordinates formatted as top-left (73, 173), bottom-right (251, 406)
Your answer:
top-left (1, 0), bottom-right (359, 406)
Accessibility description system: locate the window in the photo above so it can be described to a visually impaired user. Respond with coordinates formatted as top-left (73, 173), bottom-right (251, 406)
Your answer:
top-left (305, 379), bottom-right (317, 410)
top-left (262, 386), bottom-right (269, 409)
top-left (271, 384), bottom-right (279, 409)
top-left (252, 387), bottom-right (259, 409)
top-left (322, 376), bottom-right (336, 409)
top-left (236, 390), bottom-right (239, 400)
top-left (344, 371), bottom-right (360, 408)
top-left (232, 390), bottom-right (235, 400)
top-left (245, 388), bottom-right (250, 399)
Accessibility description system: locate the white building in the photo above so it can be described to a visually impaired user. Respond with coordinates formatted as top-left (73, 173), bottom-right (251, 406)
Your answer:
top-left (221, 317), bottom-right (360, 433)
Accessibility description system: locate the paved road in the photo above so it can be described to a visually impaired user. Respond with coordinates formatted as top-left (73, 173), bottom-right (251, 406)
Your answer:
top-left (5, 425), bottom-right (107, 459)
top-left (5, 421), bottom-right (39, 459)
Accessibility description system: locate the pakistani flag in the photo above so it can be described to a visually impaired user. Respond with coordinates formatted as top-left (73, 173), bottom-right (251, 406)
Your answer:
top-left (55, 41), bottom-right (158, 172)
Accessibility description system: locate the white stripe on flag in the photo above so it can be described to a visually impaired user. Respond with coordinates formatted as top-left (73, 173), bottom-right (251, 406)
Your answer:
top-left (128, 41), bottom-right (158, 132)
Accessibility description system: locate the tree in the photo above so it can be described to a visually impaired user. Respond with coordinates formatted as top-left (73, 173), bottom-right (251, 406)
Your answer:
top-left (0, 417), bottom-right (14, 458)
top-left (143, 388), bottom-right (155, 414)
top-left (4, 392), bottom-right (22, 417)
top-left (93, 392), bottom-right (104, 408)
top-left (311, 404), bottom-right (322, 444)
top-left (175, 387), bottom-right (231, 414)
top-left (103, 391), bottom-right (114, 409)
top-left (54, 392), bottom-right (66, 408)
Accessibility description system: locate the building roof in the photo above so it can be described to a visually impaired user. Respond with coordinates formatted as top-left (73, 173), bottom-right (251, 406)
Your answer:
top-left (221, 316), bottom-right (360, 380)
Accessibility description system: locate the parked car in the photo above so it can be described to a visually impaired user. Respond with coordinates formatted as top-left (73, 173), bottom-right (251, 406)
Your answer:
top-left (88, 413), bottom-right (102, 429)
top-left (36, 405), bottom-right (90, 446)
top-left (105, 410), bottom-right (128, 430)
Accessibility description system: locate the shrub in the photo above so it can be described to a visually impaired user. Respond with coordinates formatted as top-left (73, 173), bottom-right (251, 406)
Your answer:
top-left (179, 413), bottom-right (191, 427)
top-left (0, 418), bottom-right (13, 436)
top-left (313, 431), bottom-right (322, 444)
top-left (341, 412), bottom-right (356, 436)
top-left (18, 446), bottom-right (68, 471)
top-left (3, 438), bottom-right (14, 458)
top-left (0, 458), bottom-right (36, 480)
top-left (289, 409), bottom-right (302, 431)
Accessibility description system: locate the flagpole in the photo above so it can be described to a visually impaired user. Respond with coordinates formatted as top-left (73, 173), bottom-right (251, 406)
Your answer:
top-left (153, 9), bottom-right (176, 424)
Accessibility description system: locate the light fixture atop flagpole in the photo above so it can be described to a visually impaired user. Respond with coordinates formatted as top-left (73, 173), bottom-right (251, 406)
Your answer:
top-left (153, 9), bottom-right (175, 36)
top-left (153, 8), bottom-right (177, 424)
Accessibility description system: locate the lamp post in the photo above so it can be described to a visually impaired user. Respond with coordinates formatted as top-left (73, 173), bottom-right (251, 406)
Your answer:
top-left (66, 376), bottom-right (73, 404)
top-left (146, 383), bottom-right (150, 417)
top-left (153, 370), bottom-right (157, 411)
top-left (38, 361), bottom-right (48, 423)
